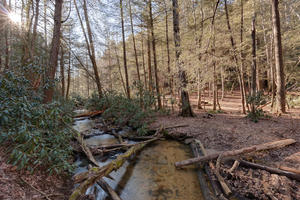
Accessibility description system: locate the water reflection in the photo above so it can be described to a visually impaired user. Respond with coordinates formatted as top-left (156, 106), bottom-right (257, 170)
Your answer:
top-left (73, 117), bottom-right (203, 200)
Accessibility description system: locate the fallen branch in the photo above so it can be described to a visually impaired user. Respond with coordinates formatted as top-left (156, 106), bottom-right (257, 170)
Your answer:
top-left (120, 135), bottom-right (155, 141)
top-left (175, 139), bottom-right (296, 168)
top-left (97, 179), bottom-right (122, 200)
top-left (90, 142), bottom-right (138, 155)
top-left (74, 110), bottom-right (104, 118)
top-left (228, 160), bottom-right (240, 173)
top-left (279, 166), bottom-right (300, 175)
top-left (150, 124), bottom-right (188, 131)
top-left (236, 159), bottom-right (300, 182)
top-left (65, 121), bottom-right (100, 167)
top-left (197, 140), bottom-right (231, 197)
top-left (20, 177), bottom-right (51, 200)
top-left (190, 141), bottom-right (215, 200)
top-left (69, 137), bottom-right (160, 200)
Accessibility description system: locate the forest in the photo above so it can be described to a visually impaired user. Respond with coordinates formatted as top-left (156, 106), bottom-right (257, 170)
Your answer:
top-left (0, 0), bottom-right (300, 199)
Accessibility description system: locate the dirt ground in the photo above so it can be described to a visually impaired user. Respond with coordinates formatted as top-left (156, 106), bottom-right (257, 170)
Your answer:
top-left (0, 145), bottom-right (72, 200)
top-left (151, 91), bottom-right (300, 199)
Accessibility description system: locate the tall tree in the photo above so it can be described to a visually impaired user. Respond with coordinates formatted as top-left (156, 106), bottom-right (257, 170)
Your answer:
top-left (149, 0), bottom-right (162, 109)
top-left (141, 35), bottom-right (147, 89)
top-left (60, 46), bottom-right (65, 97)
top-left (128, 0), bottom-right (141, 84)
top-left (271, 0), bottom-right (286, 113)
top-left (66, 49), bottom-right (71, 99)
top-left (163, 0), bottom-right (172, 95)
top-left (31, 0), bottom-right (40, 56)
top-left (120, 0), bottom-right (130, 99)
top-left (82, 0), bottom-right (103, 97)
top-left (250, 15), bottom-right (257, 114)
top-left (224, 0), bottom-right (246, 114)
top-left (147, 12), bottom-right (153, 92)
top-left (3, 0), bottom-right (10, 71)
top-left (43, 0), bottom-right (63, 103)
top-left (172, 0), bottom-right (193, 117)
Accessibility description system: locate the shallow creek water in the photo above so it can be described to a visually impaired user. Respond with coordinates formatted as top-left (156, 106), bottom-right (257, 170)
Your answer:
top-left (73, 116), bottom-right (204, 200)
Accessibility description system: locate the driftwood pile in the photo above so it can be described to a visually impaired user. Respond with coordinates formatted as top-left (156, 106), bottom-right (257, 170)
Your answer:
top-left (176, 138), bottom-right (298, 199)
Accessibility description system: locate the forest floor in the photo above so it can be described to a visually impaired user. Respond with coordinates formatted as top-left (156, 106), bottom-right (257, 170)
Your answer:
top-left (0, 145), bottom-right (72, 200)
top-left (1, 91), bottom-right (299, 199)
top-left (151, 91), bottom-right (300, 199)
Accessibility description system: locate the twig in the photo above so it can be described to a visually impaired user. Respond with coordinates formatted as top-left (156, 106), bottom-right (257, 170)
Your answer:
top-left (20, 177), bottom-right (51, 200)
top-left (215, 153), bottom-right (232, 196)
top-left (228, 160), bottom-right (240, 173)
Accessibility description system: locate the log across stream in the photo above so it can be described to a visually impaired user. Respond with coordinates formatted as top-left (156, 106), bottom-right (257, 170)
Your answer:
top-left (73, 115), bottom-right (205, 200)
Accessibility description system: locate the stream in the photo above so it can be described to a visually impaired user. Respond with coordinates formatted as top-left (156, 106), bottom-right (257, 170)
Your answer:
top-left (73, 113), bottom-right (204, 200)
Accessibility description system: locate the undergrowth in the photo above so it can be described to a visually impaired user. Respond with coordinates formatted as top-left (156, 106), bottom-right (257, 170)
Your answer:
top-left (0, 72), bottom-right (75, 174)
top-left (86, 87), bottom-right (156, 136)
top-left (246, 91), bottom-right (269, 122)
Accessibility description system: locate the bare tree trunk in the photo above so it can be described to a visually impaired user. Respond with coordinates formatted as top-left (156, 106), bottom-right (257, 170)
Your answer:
top-left (108, 43), bottom-right (112, 91)
top-left (60, 46), bottom-right (65, 97)
top-left (66, 49), bottom-right (71, 100)
top-left (141, 36), bottom-right (147, 89)
top-left (114, 42), bottom-right (126, 95)
top-left (21, 0), bottom-right (33, 66)
top-left (271, 0), bottom-right (286, 113)
top-left (251, 16), bottom-right (257, 114)
top-left (120, 0), bottom-right (130, 99)
top-left (32, 0), bottom-right (40, 56)
top-left (128, 0), bottom-right (141, 84)
top-left (240, 0), bottom-right (248, 112)
top-left (149, 0), bottom-right (161, 109)
top-left (164, 0), bottom-right (172, 95)
top-left (44, 0), bottom-right (48, 48)
top-left (3, 0), bottom-right (10, 71)
top-left (221, 66), bottom-right (225, 100)
top-left (85, 54), bottom-right (90, 96)
top-left (172, 0), bottom-right (193, 117)
top-left (197, 70), bottom-right (202, 109)
top-left (43, 0), bottom-right (63, 103)
top-left (147, 18), bottom-right (153, 92)
top-left (82, 0), bottom-right (103, 98)
top-left (192, 0), bottom-right (204, 109)
top-left (224, 0), bottom-right (246, 114)
top-left (212, 23), bottom-right (217, 111)
top-left (270, 34), bottom-right (276, 109)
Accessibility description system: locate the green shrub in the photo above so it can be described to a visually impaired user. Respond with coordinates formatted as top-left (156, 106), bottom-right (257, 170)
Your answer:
top-left (246, 91), bottom-right (268, 122)
top-left (287, 94), bottom-right (300, 108)
top-left (0, 72), bottom-right (74, 174)
top-left (86, 89), bottom-right (155, 136)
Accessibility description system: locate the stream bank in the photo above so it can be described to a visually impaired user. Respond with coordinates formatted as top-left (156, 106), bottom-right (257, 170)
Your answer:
top-left (72, 114), bottom-right (205, 200)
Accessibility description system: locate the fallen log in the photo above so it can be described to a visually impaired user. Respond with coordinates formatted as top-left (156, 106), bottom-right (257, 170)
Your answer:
top-left (175, 139), bottom-right (296, 168)
top-left (74, 110), bottom-right (104, 118)
top-left (279, 166), bottom-right (300, 175)
top-left (121, 135), bottom-right (155, 141)
top-left (69, 137), bottom-right (160, 200)
top-left (196, 140), bottom-right (231, 197)
top-left (90, 143), bottom-right (137, 155)
top-left (236, 159), bottom-right (300, 182)
top-left (76, 135), bottom-right (100, 167)
top-left (64, 120), bottom-right (100, 167)
top-left (150, 124), bottom-right (188, 132)
top-left (97, 180), bottom-right (122, 200)
top-left (190, 141), bottom-right (215, 200)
